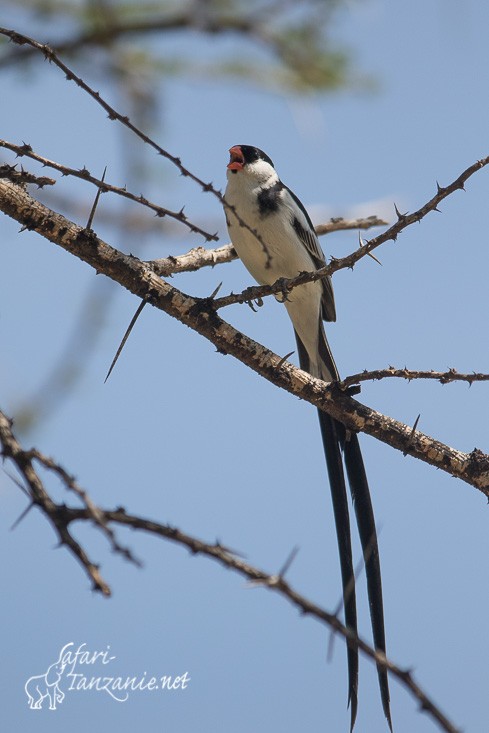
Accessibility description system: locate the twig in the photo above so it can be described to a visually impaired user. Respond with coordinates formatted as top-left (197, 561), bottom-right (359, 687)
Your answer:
top-left (2, 34), bottom-right (487, 317)
top-left (314, 215), bottom-right (388, 235)
top-left (0, 162), bottom-right (55, 188)
top-left (146, 216), bottom-right (387, 277)
top-left (209, 156), bottom-right (489, 309)
top-left (28, 188), bottom-right (182, 234)
top-left (107, 216), bottom-right (386, 377)
top-left (0, 28), bottom-right (271, 259)
top-left (0, 411), bottom-right (111, 595)
top-left (27, 448), bottom-right (141, 567)
top-left (0, 139), bottom-right (217, 241)
top-left (340, 367), bottom-right (489, 389)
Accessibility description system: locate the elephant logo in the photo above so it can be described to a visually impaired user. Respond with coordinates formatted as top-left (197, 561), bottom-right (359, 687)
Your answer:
top-left (25, 643), bottom-right (72, 710)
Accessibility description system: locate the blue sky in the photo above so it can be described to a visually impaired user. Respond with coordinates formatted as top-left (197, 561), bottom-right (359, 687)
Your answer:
top-left (1, 2), bottom-right (488, 732)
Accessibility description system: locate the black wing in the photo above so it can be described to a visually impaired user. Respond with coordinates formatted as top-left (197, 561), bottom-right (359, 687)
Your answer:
top-left (284, 184), bottom-right (336, 322)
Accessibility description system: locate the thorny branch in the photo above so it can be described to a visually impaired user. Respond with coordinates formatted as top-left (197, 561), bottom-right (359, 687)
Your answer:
top-left (0, 139), bottom-right (218, 241)
top-left (0, 409), bottom-right (459, 733)
top-left (147, 216), bottom-right (388, 277)
top-left (0, 27), bottom-right (272, 261)
top-left (23, 188), bottom-right (182, 236)
top-left (209, 155), bottom-right (489, 310)
top-left (28, 448), bottom-right (142, 569)
top-left (0, 412), bottom-right (141, 595)
top-left (90, 145), bottom-right (483, 315)
top-left (1, 178), bottom-right (488, 493)
top-left (0, 140), bottom-right (387, 266)
top-left (0, 163), bottom-right (55, 188)
top-left (0, 26), bottom-right (485, 733)
top-left (105, 215), bottom-right (385, 382)
top-left (108, 214), bottom-right (385, 377)
top-left (340, 367), bottom-right (489, 389)
top-left (0, 410), bottom-right (111, 596)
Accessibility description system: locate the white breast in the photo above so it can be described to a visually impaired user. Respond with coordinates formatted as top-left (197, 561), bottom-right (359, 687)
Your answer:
top-left (225, 173), bottom-right (316, 284)
top-left (225, 169), bottom-right (324, 372)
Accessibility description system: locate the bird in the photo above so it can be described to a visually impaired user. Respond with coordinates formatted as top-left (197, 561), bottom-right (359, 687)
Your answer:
top-left (224, 144), bottom-right (392, 732)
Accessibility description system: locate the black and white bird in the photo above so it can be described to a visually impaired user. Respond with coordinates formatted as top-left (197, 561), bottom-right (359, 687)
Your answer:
top-left (224, 144), bottom-right (392, 732)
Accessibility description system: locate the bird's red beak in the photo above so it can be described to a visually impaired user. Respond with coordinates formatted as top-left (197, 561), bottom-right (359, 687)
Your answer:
top-left (227, 146), bottom-right (245, 171)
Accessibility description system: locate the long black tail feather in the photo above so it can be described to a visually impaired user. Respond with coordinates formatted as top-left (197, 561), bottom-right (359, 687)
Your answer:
top-left (317, 410), bottom-right (359, 732)
top-left (344, 433), bottom-right (392, 731)
top-left (295, 322), bottom-right (392, 731)
top-left (295, 330), bottom-right (358, 731)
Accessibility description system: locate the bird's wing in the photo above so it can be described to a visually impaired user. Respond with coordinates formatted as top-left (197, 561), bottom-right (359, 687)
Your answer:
top-left (283, 184), bottom-right (326, 264)
top-left (283, 185), bottom-right (336, 322)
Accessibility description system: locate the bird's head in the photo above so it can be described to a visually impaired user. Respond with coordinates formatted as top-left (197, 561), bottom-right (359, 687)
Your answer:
top-left (227, 145), bottom-right (276, 185)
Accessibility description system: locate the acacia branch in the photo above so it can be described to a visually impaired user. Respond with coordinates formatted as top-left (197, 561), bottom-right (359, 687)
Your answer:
top-left (0, 411), bottom-right (111, 595)
top-left (1, 178), bottom-right (488, 493)
top-left (0, 162), bottom-right (55, 188)
top-left (28, 447), bottom-right (142, 569)
top-left (341, 367), bottom-right (489, 389)
top-left (0, 30), bottom-right (218, 181)
top-left (78, 504), bottom-right (459, 733)
top-left (151, 243), bottom-right (237, 275)
top-left (0, 139), bottom-right (217, 240)
top-left (0, 409), bottom-right (459, 733)
top-left (118, 215), bottom-right (386, 353)
top-left (0, 27), bottom-right (273, 259)
top-left (147, 217), bottom-right (388, 277)
top-left (314, 215), bottom-right (388, 235)
top-left (210, 155), bottom-right (489, 309)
